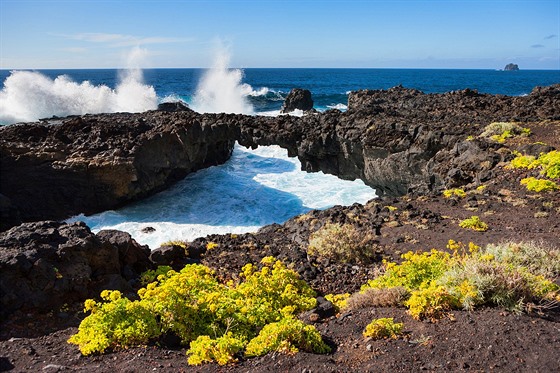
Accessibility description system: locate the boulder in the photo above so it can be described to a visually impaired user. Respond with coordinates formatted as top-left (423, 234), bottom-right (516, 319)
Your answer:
top-left (0, 221), bottom-right (152, 317)
top-left (281, 88), bottom-right (314, 113)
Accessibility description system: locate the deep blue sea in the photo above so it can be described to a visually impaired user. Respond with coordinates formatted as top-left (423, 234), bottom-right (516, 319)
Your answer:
top-left (1, 68), bottom-right (559, 122)
top-left (1, 67), bottom-right (558, 248)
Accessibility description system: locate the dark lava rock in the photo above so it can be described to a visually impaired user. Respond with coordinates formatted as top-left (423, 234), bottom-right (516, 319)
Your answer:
top-left (150, 244), bottom-right (193, 268)
top-left (281, 88), bottom-right (314, 113)
top-left (2, 84), bottom-right (559, 231)
top-left (0, 111), bottom-right (236, 230)
top-left (0, 221), bottom-right (152, 318)
top-left (157, 101), bottom-right (193, 112)
top-left (504, 63), bottom-right (520, 71)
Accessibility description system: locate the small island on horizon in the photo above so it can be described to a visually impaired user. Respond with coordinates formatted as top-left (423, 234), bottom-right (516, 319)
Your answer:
top-left (504, 63), bottom-right (520, 71)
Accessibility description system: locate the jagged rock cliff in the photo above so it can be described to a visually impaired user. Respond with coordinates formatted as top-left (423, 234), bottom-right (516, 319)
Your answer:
top-left (0, 112), bottom-right (236, 229)
top-left (1, 85), bottom-right (559, 231)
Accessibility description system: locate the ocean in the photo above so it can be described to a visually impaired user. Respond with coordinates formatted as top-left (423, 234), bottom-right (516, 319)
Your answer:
top-left (1, 67), bottom-right (558, 248)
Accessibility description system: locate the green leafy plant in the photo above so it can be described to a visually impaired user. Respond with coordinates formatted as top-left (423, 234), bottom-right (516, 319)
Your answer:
top-left (521, 177), bottom-right (558, 192)
top-left (140, 265), bottom-right (172, 286)
top-left (187, 333), bottom-right (245, 366)
top-left (459, 216), bottom-right (488, 232)
top-left (363, 318), bottom-right (404, 339)
top-left (510, 150), bottom-right (560, 192)
top-left (481, 122), bottom-right (531, 143)
top-left (324, 293), bottom-right (350, 312)
top-left (67, 290), bottom-right (160, 356)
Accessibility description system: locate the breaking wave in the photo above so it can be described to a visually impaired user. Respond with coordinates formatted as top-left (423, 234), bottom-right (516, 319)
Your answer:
top-left (0, 69), bottom-right (157, 124)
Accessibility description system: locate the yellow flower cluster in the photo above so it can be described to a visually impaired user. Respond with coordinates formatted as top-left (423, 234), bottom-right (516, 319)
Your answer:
top-left (68, 257), bottom-right (329, 365)
top-left (359, 242), bottom-right (559, 320)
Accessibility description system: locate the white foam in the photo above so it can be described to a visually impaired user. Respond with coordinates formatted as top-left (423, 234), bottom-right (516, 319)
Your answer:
top-left (69, 144), bottom-right (376, 249)
top-left (327, 103), bottom-right (348, 111)
top-left (0, 68), bottom-right (157, 124)
top-left (243, 85), bottom-right (270, 97)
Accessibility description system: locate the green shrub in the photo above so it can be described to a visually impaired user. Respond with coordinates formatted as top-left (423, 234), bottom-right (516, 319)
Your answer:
top-left (68, 257), bottom-right (326, 365)
top-left (484, 241), bottom-right (560, 278)
top-left (521, 177), bottom-right (558, 192)
top-left (443, 188), bottom-right (466, 199)
top-left (67, 290), bottom-right (160, 356)
top-left (363, 318), bottom-right (404, 339)
top-left (307, 222), bottom-right (375, 264)
top-left (510, 150), bottom-right (560, 192)
top-left (362, 250), bottom-right (452, 291)
top-left (510, 154), bottom-right (539, 170)
top-left (405, 284), bottom-right (459, 320)
top-left (187, 333), bottom-right (245, 366)
top-left (245, 316), bottom-right (330, 357)
top-left (539, 150), bottom-right (560, 179)
top-left (356, 242), bottom-right (559, 320)
top-left (481, 122), bottom-right (531, 143)
top-left (140, 265), bottom-right (173, 286)
top-left (438, 256), bottom-right (558, 313)
top-left (324, 293), bottom-right (350, 312)
top-left (459, 216), bottom-right (488, 232)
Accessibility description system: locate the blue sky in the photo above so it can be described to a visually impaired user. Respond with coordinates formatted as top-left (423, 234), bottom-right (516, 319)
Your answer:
top-left (0, 0), bottom-right (559, 69)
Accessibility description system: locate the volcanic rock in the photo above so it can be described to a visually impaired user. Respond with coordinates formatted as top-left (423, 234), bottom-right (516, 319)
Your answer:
top-left (0, 111), bottom-right (236, 230)
top-left (0, 221), bottom-right (152, 317)
top-left (281, 88), bottom-right (314, 113)
top-left (157, 101), bottom-right (192, 112)
top-left (504, 63), bottom-right (520, 71)
top-left (2, 84), bottom-right (559, 230)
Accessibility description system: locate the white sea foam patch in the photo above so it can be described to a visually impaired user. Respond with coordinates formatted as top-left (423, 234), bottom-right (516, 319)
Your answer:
top-left (327, 103), bottom-right (348, 111)
top-left (69, 144), bottom-right (376, 249)
top-left (0, 69), bottom-right (157, 124)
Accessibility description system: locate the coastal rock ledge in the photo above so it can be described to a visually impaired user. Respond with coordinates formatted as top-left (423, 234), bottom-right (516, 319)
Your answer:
top-left (1, 84), bottom-right (559, 232)
top-left (0, 111), bottom-right (236, 230)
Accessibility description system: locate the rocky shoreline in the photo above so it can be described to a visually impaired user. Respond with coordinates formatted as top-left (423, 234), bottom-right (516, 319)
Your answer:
top-left (0, 85), bottom-right (559, 372)
top-left (2, 85), bottom-right (558, 231)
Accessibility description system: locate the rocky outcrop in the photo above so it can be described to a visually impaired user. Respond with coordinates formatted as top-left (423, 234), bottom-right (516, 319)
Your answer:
top-left (240, 84), bottom-right (560, 196)
top-left (0, 111), bottom-right (236, 229)
top-left (0, 221), bottom-right (152, 317)
top-left (281, 88), bottom-right (314, 113)
top-left (504, 63), bottom-right (520, 71)
top-left (157, 101), bottom-right (192, 112)
top-left (1, 85), bottom-right (559, 230)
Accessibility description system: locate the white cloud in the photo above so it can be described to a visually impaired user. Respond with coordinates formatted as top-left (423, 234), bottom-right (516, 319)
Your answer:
top-left (57, 33), bottom-right (194, 47)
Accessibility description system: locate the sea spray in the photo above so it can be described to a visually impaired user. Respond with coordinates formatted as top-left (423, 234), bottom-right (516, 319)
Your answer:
top-left (191, 50), bottom-right (254, 114)
top-left (0, 48), bottom-right (157, 124)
